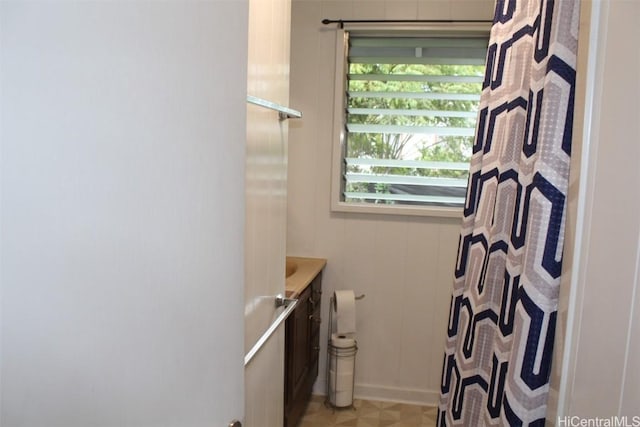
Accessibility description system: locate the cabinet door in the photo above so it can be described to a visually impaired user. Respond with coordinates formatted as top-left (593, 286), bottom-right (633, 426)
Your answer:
top-left (308, 275), bottom-right (322, 377)
top-left (290, 287), bottom-right (311, 393)
top-left (284, 285), bottom-right (311, 427)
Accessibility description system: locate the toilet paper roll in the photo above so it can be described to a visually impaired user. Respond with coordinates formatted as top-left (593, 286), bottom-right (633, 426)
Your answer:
top-left (332, 389), bottom-right (353, 408)
top-left (329, 369), bottom-right (354, 407)
top-left (331, 333), bottom-right (356, 349)
top-left (329, 355), bottom-right (355, 376)
top-left (329, 370), bottom-right (354, 391)
top-left (329, 333), bottom-right (356, 375)
top-left (334, 290), bottom-right (356, 334)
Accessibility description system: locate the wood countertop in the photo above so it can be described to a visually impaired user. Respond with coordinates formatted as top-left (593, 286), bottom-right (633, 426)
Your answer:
top-left (285, 256), bottom-right (326, 298)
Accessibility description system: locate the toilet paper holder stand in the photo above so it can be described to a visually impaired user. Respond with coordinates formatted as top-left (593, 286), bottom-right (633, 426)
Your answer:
top-left (325, 292), bottom-right (364, 410)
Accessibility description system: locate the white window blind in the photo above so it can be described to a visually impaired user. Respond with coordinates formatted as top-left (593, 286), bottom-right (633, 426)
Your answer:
top-left (339, 32), bottom-right (489, 209)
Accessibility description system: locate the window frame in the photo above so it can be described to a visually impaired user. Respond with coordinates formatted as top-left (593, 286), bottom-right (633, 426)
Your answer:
top-left (330, 24), bottom-right (492, 218)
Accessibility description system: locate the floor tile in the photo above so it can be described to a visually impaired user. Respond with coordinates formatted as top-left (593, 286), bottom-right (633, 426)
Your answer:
top-left (298, 395), bottom-right (437, 427)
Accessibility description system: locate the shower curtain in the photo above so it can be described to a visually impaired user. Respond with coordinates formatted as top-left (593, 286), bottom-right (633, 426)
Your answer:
top-left (438, 0), bottom-right (580, 425)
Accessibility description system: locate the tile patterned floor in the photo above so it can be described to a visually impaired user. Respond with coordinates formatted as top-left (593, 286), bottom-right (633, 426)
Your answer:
top-left (298, 395), bottom-right (438, 427)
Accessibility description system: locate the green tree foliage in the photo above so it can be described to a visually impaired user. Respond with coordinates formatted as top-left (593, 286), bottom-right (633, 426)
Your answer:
top-left (345, 62), bottom-right (484, 200)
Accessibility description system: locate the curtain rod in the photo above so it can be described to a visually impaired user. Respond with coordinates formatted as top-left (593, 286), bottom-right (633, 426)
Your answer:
top-left (321, 18), bottom-right (493, 28)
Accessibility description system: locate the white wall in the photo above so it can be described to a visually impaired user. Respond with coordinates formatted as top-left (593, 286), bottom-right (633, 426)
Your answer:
top-left (1, 2), bottom-right (248, 425)
top-left (557, 0), bottom-right (640, 418)
top-left (288, 0), bottom-right (494, 405)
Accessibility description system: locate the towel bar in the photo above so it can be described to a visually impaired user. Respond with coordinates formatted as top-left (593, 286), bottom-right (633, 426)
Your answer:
top-left (244, 296), bottom-right (298, 366)
top-left (246, 95), bottom-right (302, 121)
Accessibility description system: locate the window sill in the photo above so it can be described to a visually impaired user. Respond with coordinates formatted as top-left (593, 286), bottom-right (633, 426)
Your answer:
top-left (331, 200), bottom-right (464, 219)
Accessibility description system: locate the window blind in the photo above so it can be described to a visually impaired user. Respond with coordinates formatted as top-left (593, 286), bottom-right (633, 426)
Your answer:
top-left (342, 33), bottom-right (488, 208)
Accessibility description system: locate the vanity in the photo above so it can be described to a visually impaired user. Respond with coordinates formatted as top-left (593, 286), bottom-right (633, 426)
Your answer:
top-left (284, 256), bottom-right (326, 427)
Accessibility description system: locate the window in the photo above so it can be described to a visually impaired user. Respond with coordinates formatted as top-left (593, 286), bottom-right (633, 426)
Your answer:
top-left (331, 27), bottom-right (490, 217)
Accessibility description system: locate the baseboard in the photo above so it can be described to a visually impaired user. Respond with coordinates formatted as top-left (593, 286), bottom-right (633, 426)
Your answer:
top-left (313, 379), bottom-right (440, 407)
top-left (354, 384), bottom-right (440, 406)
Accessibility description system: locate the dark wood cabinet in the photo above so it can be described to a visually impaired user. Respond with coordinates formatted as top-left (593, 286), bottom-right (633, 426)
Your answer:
top-left (284, 272), bottom-right (322, 427)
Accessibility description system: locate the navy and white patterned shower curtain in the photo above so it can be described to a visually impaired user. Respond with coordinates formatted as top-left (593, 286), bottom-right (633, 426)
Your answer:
top-left (438, 0), bottom-right (580, 425)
